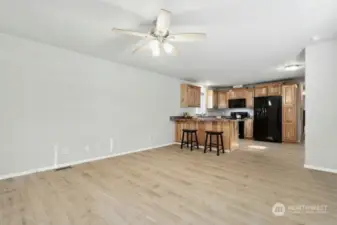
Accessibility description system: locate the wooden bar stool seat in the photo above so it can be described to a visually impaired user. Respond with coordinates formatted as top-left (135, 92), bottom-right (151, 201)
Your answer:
top-left (180, 129), bottom-right (199, 151)
top-left (204, 131), bottom-right (225, 156)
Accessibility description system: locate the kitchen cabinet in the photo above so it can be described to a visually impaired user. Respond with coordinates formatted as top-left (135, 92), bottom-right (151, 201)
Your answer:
top-left (282, 84), bottom-right (297, 105)
top-left (268, 83), bottom-right (282, 96)
top-left (282, 123), bottom-right (296, 142)
top-left (175, 121), bottom-right (198, 142)
top-left (245, 89), bottom-right (254, 108)
top-left (181, 84), bottom-right (201, 107)
top-left (283, 106), bottom-right (296, 123)
top-left (228, 89), bottom-right (245, 99)
top-left (218, 91), bottom-right (228, 108)
top-left (282, 84), bottom-right (297, 142)
top-left (207, 90), bottom-right (218, 109)
top-left (244, 119), bottom-right (253, 138)
top-left (227, 90), bottom-right (236, 99)
top-left (254, 86), bottom-right (268, 97)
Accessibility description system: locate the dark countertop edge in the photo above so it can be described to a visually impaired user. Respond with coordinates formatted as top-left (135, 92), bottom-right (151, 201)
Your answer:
top-left (170, 117), bottom-right (253, 122)
top-left (170, 117), bottom-right (252, 122)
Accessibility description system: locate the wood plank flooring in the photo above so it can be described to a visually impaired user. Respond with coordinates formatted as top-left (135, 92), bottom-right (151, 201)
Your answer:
top-left (0, 140), bottom-right (337, 225)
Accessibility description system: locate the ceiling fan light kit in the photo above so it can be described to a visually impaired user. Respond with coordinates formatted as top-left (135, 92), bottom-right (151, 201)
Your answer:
top-left (112, 9), bottom-right (206, 56)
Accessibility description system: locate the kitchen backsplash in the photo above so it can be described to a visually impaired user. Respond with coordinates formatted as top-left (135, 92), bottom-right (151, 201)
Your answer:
top-left (206, 108), bottom-right (254, 117)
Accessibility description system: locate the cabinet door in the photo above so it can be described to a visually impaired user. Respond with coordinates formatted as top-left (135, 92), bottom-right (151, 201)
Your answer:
top-left (187, 86), bottom-right (193, 106)
top-left (282, 123), bottom-right (296, 142)
top-left (207, 90), bottom-right (218, 108)
top-left (255, 86), bottom-right (268, 97)
top-left (218, 91), bottom-right (228, 108)
top-left (283, 106), bottom-right (296, 123)
top-left (282, 85), bottom-right (297, 106)
top-left (195, 87), bottom-right (201, 107)
top-left (244, 119), bottom-right (253, 138)
top-left (246, 89), bottom-right (254, 108)
top-left (228, 90), bottom-right (236, 99)
top-left (193, 87), bottom-right (197, 107)
top-left (176, 122), bottom-right (183, 142)
top-left (268, 84), bottom-right (282, 96)
top-left (236, 90), bottom-right (245, 99)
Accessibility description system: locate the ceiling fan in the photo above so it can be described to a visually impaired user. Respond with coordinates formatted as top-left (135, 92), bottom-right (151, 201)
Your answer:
top-left (112, 9), bottom-right (206, 56)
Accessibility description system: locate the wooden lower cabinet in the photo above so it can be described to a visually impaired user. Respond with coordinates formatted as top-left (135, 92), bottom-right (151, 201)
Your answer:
top-left (283, 106), bottom-right (296, 123)
top-left (244, 119), bottom-right (253, 139)
top-left (282, 123), bottom-right (297, 142)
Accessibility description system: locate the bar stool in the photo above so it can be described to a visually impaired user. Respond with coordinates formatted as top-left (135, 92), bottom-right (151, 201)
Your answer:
top-left (180, 129), bottom-right (199, 151)
top-left (204, 131), bottom-right (225, 156)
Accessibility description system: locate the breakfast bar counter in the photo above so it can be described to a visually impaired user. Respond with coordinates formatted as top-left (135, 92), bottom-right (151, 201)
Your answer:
top-left (174, 118), bottom-right (239, 151)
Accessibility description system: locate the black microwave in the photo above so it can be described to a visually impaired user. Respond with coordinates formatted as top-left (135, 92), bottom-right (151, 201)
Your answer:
top-left (228, 99), bottom-right (246, 108)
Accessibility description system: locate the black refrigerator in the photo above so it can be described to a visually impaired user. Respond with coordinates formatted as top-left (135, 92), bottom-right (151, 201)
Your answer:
top-left (253, 96), bottom-right (282, 142)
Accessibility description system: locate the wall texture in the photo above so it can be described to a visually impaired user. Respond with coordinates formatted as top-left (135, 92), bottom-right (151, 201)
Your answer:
top-left (0, 33), bottom-right (183, 178)
top-left (305, 38), bottom-right (337, 172)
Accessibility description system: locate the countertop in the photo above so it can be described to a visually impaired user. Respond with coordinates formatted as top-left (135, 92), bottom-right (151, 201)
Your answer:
top-left (170, 116), bottom-right (253, 122)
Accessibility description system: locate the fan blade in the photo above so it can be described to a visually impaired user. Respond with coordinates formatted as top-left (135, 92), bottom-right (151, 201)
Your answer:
top-left (167, 33), bottom-right (206, 42)
top-left (155, 9), bottom-right (171, 35)
top-left (112, 28), bottom-right (149, 38)
top-left (163, 42), bottom-right (178, 56)
top-left (149, 40), bottom-right (161, 57)
top-left (132, 37), bottom-right (154, 54)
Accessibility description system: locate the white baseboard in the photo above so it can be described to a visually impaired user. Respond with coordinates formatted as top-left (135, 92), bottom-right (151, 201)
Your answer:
top-left (304, 164), bottom-right (337, 174)
top-left (0, 143), bottom-right (174, 181)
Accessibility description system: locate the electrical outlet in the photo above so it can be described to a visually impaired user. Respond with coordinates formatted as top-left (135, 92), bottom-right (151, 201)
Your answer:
top-left (85, 145), bottom-right (90, 152)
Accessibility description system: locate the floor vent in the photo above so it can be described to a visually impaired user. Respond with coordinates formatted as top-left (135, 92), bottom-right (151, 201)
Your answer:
top-left (54, 166), bottom-right (72, 171)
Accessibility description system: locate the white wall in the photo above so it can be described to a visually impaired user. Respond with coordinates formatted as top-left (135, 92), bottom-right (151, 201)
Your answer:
top-left (0, 33), bottom-right (183, 177)
top-left (305, 39), bottom-right (337, 172)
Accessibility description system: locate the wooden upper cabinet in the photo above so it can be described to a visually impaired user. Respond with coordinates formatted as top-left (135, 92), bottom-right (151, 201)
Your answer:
top-left (227, 90), bottom-right (236, 99)
top-left (268, 83), bottom-right (282, 96)
top-left (282, 84), bottom-right (297, 106)
top-left (228, 89), bottom-right (245, 99)
top-left (254, 86), bottom-right (268, 97)
top-left (218, 91), bottom-right (228, 108)
top-left (245, 88), bottom-right (254, 108)
top-left (207, 90), bottom-right (218, 109)
top-left (180, 84), bottom-right (201, 107)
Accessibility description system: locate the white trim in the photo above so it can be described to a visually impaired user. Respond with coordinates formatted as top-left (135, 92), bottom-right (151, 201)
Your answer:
top-left (304, 164), bottom-right (337, 174)
top-left (0, 143), bottom-right (174, 181)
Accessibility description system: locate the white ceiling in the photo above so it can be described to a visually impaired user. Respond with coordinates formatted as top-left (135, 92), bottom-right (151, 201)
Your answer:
top-left (0, 0), bottom-right (337, 85)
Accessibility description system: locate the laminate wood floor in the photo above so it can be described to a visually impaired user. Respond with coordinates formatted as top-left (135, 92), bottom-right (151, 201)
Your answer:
top-left (1, 140), bottom-right (337, 225)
